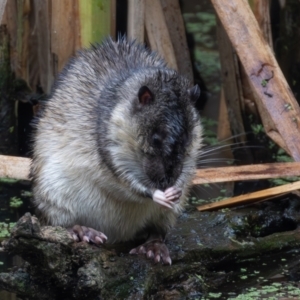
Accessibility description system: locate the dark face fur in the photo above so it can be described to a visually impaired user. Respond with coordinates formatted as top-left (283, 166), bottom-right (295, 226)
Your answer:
top-left (142, 122), bottom-right (188, 190)
top-left (133, 80), bottom-right (200, 190)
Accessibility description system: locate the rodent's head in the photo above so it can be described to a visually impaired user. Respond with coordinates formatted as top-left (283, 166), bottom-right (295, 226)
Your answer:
top-left (118, 69), bottom-right (202, 191)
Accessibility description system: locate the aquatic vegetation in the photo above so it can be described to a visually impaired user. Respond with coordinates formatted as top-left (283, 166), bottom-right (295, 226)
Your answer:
top-left (9, 196), bottom-right (23, 208)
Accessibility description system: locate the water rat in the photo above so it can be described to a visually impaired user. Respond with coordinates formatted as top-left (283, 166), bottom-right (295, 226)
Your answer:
top-left (31, 37), bottom-right (203, 265)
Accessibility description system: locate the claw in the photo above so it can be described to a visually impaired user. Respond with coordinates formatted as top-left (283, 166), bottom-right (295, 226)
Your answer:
top-left (154, 254), bottom-right (161, 263)
top-left (164, 256), bottom-right (172, 265)
top-left (147, 250), bottom-right (154, 258)
top-left (129, 238), bottom-right (171, 265)
top-left (129, 248), bottom-right (137, 255)
top-left (68, 225), bottom-right (107, 245)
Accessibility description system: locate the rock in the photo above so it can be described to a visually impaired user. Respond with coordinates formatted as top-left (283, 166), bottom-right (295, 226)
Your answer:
top-left (1, 198), bottom-right (300, 299)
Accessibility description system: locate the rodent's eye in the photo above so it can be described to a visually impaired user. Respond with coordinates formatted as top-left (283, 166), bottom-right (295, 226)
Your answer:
top-left (152, 133), bottom-right (163, 148)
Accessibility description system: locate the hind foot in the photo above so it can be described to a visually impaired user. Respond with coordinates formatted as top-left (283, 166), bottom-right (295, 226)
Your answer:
top-left (68, 225), bottom-right (107, 245)
top-left (129, 235), bottom-right (172, 265)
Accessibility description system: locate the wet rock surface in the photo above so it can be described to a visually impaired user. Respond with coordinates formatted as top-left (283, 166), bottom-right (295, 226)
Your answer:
top-left (1, 195), bottom-right (300, 299)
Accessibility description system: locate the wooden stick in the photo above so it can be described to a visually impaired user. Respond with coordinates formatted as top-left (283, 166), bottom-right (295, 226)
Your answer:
top-left (197, 180), bottom-right (300, 211)
top-left (110, 0), bottom-right (116, 39)
top-left (0, 155), bottom-right (30, 180)
top-left (211, 0), bottom-right (300, 161)
top-left (161, 0), bottom-right (193, 83)
top-left (2, 152), bottom-right (300, 185)
top-left (145, 0), bottom-right (177, 70)
top-left (216, 16), bottom-right (246, 144)
top-left (51, 0), bottom-right (81, 74)
top-left (127, 0), bottom-right (145, 43)
top-left (33, 0), bottom-right (53, 94)
top-left (216, 89), bottom-right (235, 196)
top-left (193, 162), bottom-right (300, 185)
top-left (251, 0), bottom-right (273, 49)
top-left (0, 0), bottom-right (7, 24)
top-left (78, 0), bottom-right (113, 48)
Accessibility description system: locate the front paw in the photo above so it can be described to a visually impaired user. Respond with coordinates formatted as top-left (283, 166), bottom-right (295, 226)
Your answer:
top-left (152, 186), bottom-right (182, 209)
top-left (164, 186), bottom-right (182, 203)
top-left (129, 239), bottom-right (172, 265)
top-left (68, 225), bottom-right (107, 245)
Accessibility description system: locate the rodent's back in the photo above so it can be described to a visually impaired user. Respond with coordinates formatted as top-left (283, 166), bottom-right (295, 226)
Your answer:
top-left (62, 37), bottom-right (167, 88)
top-left (89, 37), bottom-right (167, 74)
top-left (36, 38), bottom-right (168, 138)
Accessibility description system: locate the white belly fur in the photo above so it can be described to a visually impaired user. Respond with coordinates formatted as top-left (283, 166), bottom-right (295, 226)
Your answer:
top-left (35, 157), bottom-right (178, 243)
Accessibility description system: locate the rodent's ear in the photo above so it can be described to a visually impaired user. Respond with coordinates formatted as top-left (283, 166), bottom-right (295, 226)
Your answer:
top-left (188, 85), bottom-right (201, 103)
top-left (138, 86), bottom-right (154, 105)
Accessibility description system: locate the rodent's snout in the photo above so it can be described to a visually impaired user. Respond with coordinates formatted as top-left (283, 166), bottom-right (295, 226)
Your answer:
top-left (143, 155), bottom-right (183, 190)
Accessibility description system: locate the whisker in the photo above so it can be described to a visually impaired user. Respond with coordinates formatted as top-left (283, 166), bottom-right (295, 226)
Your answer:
top-left (190, 182), bottom-right (228, 199)
top-left (201, 132), bottom-right (247, 145)
top-left (199, 143), bottom-right (265, 158)
top-left (199, 144), bottom-right (240, 156)
top-left (231, 145), bottom-right (265, 152)
top-left (197, 158), bottom-right (234, 165)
